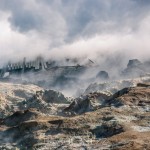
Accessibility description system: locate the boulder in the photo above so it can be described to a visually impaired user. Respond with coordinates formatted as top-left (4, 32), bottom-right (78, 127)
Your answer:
top-left (127, 59), bottom-right (142, 67)
top-left (3, 109), bottom-right (40, 126)
top-left (90, 122), bottom-right (124, 138)
top-left (36, 90), bottom-right (70, 104)
top-left (96, 71), bottom-right (109, 80)
top-left (64, 92), bottom-right (111, 114)
top-left (122, 59), bottom-right (146, 77)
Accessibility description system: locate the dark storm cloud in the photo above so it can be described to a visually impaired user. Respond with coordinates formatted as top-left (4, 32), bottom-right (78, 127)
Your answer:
top-left (0, 0), bottom-right (44, 32)
top-left (61, 0), bottom-right (150, 40)
top-left (8, 11), bottom-right (42, 32)
top-left (0, 0), bottom-right (150, 38)
top-left (133, 0), bottom-right (150, 5)
top-left (42, 0), bottom-right (150, 41)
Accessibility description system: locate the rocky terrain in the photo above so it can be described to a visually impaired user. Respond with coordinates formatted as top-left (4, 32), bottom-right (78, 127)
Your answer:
top-left (0, 74), bottom-right (149, 149)
top-left (1, 0), bottom-right (150, 148)
top-left (0, 59), bottom-right (149, 149)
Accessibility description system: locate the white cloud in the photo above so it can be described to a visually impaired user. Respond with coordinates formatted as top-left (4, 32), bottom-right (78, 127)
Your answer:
top-left (0, 0), bottom-right (150, 66)
top-left (0, 11), bottom-right (50, 65)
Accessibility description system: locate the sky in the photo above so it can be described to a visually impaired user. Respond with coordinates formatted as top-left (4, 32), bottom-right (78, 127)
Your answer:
top-left (0, 0), bottom-right (150, 65)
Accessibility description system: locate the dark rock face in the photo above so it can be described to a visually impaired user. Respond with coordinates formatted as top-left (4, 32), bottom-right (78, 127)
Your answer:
top-left (41, 90), bottom-right (70, 104)
top-left (108, 86), bottom-right (150, 107)
top-left (64, 98), bottom-right (92, 114)
top-left (64, 92), bottom-right (110, 114)
top-left (96, 71), bottom-right (109, 80)
top-left (3, 109), bottom-right (39, 127)
top-left (127, 59), bottom-right (142, 67)
top-left (90, 122), bottom-right (124, 138)
top-left (122, 59), bottom-right (145, 77)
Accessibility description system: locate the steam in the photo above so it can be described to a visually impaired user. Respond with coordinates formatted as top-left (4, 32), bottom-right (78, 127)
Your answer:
top-left (0, 0), bottom-right (150, 96)
top-left (0, 0), bottom-right (150, 66)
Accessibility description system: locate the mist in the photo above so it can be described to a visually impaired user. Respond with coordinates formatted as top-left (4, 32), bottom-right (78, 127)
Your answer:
top-left (0, 0), bottom-right (150, 66)
top-left (0, 0), bottom-right (150, 96)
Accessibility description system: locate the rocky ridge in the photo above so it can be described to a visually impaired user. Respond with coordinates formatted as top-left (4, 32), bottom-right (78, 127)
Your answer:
top-left (0, 80), bottom-right (149, 149)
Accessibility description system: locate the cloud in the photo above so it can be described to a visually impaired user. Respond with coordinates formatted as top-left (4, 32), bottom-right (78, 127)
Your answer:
top-left (0, 11), bottom-right (50, 65)
top-left (0, 0), bottom-right (150, 66)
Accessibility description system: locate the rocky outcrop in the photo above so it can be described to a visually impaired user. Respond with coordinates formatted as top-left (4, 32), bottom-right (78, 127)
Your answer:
top-left (0, 82), bottom-right (43, 118)
top-left (84, 76), bottom-right (150, 95)
top-left (96, 71), bottom-right (109, 80)
top-left (3, 109), bottom-right (40, 126)
top-left (108, 86), bottom-right (150, 107)
top-left (127, 59), bottom-right (142, 67)
top-left (122, 59), bottom-right (150, 77)
top-left (85, 79), bottom-right (135, 95)
top-left (21, 90), bottom-right (71, 115)
top-left (90, 122), bottom-right (125, 138)
top-left (39, 90), bottom-right (70, 104)
top-left (0, 82), bottom-right (71, 117)
top-left (64, 92), bottom-right (111, 114)
top-left (0, 81), bottom-right (150, 150)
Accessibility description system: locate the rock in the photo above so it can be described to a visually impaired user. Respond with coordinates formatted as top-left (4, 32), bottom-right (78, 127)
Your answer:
top-left (127, 59), bottom-right (142, 67)
top-left (64, 92), bottom-right (110, 114)
top-left (90, 122), bottom-right (124, 138)
top-left (0, 76), bottom-right (150, 149)
top-left (3, 109), bottom-right (40, 126)
top-left (96, 71), bottom-right (109, 80)
top-left (38, 90), bottom-right (70, 104)
top-left (108, 86), bottom-right (150, 107)
top-left (64, 98), bottom-right (92, 114)
top-left (18, 89), bottom-right (71, 115)
top-left (84, 79), bottom-right (136, 95)
top-left (0, 82), bottom-right (43, 117)
top-left (137, 83), bottom-right (150, 87)
top-left (122, 59), bottom-right (148, 77)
